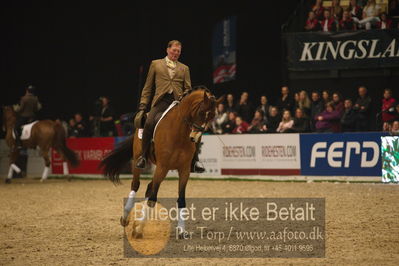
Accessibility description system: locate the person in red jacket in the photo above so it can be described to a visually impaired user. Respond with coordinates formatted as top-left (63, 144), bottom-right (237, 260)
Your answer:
top-left (340, 10), bottom-right (356, 30)
top-left (320, 9), bottom-right (337, 32)
top-left (312, 0), bottom-right (325, 21)
top-left (232, 116), bottom-right (249, 134)
top-left (305, 11), bottom-right (321, 31)
top-left (381, 88), bottom-right (397, 126)
top-left (376, 12), bottom-right (392, 29)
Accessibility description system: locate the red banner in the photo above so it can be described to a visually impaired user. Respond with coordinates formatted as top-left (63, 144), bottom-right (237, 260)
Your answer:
top-left (51, 137), bottom-right (115, 174)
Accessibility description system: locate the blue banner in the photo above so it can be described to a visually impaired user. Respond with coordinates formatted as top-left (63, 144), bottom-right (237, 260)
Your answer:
top-left (300, 132), bottom-right (386, 176)
top-left (212, 16), bottom-right (236, 84)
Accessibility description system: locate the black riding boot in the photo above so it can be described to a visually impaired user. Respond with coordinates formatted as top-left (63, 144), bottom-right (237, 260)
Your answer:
top-left (191, 141), bottom-right (205, 173)
top-left (136, 128), bottom-right (152, 169)
top-left (14, 128), bottom-right (23, 150)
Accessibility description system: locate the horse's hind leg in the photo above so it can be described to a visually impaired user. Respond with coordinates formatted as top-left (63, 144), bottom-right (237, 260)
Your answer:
top-left (40, 147), bottom-right (51, 182)
top-left (6, 151), bottom-right (20, 184)
top-left (121, 166), bottom-right (141, 227)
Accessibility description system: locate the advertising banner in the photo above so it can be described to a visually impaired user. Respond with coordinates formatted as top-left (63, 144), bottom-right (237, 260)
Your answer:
top-left (300, 132), bottom-right (386, 176)
top-left (284, 29), bottom-right (399, 71)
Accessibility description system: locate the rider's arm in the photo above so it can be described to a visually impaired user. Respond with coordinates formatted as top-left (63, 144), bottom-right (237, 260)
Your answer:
top-left (139, 61), bottom-right (156, 109)
top-left (182, 66), bottom-right (192, 93)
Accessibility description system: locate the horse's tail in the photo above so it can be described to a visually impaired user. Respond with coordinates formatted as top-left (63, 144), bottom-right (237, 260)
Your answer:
top-left (99, 136), bottom-right (133, 184)
top-left (53, 122), bottom-right (79, 167)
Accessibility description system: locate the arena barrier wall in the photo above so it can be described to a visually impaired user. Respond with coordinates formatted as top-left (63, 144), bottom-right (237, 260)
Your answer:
top-left (0, 132), bottom-right (386, 180)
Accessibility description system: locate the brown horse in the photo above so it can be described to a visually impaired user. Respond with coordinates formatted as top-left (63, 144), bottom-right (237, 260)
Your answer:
top-left (2, 106), bottom-right (79, 183)
top-left (101, 88), bottom-right (223, 238)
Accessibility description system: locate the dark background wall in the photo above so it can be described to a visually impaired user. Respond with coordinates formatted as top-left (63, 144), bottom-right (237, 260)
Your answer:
top-left (1, 2), bottom-right (298, 121)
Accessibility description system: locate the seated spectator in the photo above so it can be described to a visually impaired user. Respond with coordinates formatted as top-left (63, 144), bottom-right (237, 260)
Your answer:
top-left (248, 110), bottom-right (267, 133)
top-left (320, 9), bottom-right (337, 32)
top-left (211, 103), bottom-right (228, 134)
top-left (331, 0), bottom-right (344, 21)
top-left (312, 0), bottom-right (325, 21)
top-left (235, 91), bottom-right (253, 123)
top-left (315, 102), bottom-right (341, 133)
top-left (305, 11), bottom-right (321, 31)
top-left (120, 112), bottom-right (135, 136)
top-left (225, 93), bottom-right (237, 114)
top-left (276, 110), bottom-right (294, 133)
top-left (99, 96), bottom-right (116, 137)
top-left (341, 99), bottom-right (357, 132)
top-left (332, 92), bottom-right (344, 116)
top-left (310, 91), bottom-right (324, 131)
top-left (394, 103), bottom-right (399, 121)
top-left (322, 90), bottom-right (331, 105)
top-left (55, 118), bottom-right (69, 136)
top-left (382, 121), bottom-right (391, 132)
top-left (232, 116), bottom-right (249, 134)
top-left (390, 120), bottom-right (399, 135)
top-left (276, 86), bottom-right (294, 113)
top-left (294, 92), bottom-right (300, 110)
top-left (73, 113), bottom-right (88, 137)
top-left (355, 0), bottom-right (381, 30)
top-left (298, 90), bottom-right (312, 117)
top-left (265, 106), bottom-right (281, 133)
top-left (256, 95), bottom-right (269, 122)
top-left (381, 88), bottom-right (397, 126)
top-left (353, 86), bottom-right (372, 131)
top-left (68, 118), bottom-right (79, 138)
top-left (286, 108), bottom-right (311, 133)
top-left (376, 12), bottom-right (392, 29)
top-left (340, 10), bottom-right (356, 30)
top-left (349, 0), bottom-right (363, 20)
top-left (222, 111), bottom-right (237, 134)
top-left (388, 0), bottom-right (399, 17)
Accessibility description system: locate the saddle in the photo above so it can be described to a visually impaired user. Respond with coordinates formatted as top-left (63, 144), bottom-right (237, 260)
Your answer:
top-left (12, 121), bottom-right (38, 140)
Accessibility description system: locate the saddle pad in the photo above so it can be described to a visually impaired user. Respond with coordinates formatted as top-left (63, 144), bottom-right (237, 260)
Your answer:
top-left (153, 101), bottom-right (180, 140)
top-left (12, 121), bottom-right (39, 140)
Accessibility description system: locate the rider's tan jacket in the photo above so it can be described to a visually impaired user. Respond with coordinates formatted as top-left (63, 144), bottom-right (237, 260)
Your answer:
top-left (139, 58), bottom-right (192, 108)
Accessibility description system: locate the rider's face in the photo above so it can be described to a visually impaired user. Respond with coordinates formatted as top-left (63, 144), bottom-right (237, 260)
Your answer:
top-left (167, 44), bottom-right (181, 61)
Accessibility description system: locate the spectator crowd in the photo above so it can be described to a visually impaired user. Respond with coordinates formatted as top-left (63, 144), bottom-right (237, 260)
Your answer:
top-left (305, 0), bottom-right (399, 32)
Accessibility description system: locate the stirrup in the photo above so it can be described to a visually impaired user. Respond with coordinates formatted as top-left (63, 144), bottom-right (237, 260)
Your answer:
top-left (191, 161), bottom-right (205, 173)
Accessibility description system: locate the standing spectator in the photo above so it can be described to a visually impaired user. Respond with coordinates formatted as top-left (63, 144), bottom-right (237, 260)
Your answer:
top-left (286, 108), bottom-right (311, 133)
top-left (312, 0), bottom-right (325, 21)
top-left (315, 102), bottom-right (341, 133)
top-left (376, 12), bottom-right (393, 29)
top-left (225, 93), bottom-right (237, 114)
top-left (276, 110), bottom-right (294, 133)
top-left (381, 88), bottom-right (397, 126)
top-left (332, 92), bottom-right (345, 116)
top-left (68, 118), bottom-right (79, 138)
top-left (265, 107), bottom-right (281, 133)
top-left (248, 110), bottom-right (267, 133)
top-left (340, 10), bottom-right (356, 30)
top-left (341, 99), bottom-right (357, 132)
top-left (310, 91), bottom-right (324, 131)
top-left (256, 95), bottom-right (270, 122)
top-left (320, 9), bottom-right (337, 32)
top-left (232, 116), bottom-right (249, 134)
top-left (276, 86), bottom-right (294, 113)
top-left (356, 0), bottom-right (381, 29)
top-left (235, 91), bottom-right (253, 123)
top-left (305, 11), bottom-right (321, 31)
top-left (222, 112), bottom-right (237, 134)
top-left (349, 0), bottom-right (363, 20)
top-left (331, 0), bottom-right (344, 21)
top-left (73, 113), bottom-right (88, 137)
top-left (353, 86), bottom-right (372, 131)
top-left (99, 96), bottom-right (116, 137)
top-left (211, 103), bottom-right (228, 134)
top-left (298, 90), bottom-right (312, 117)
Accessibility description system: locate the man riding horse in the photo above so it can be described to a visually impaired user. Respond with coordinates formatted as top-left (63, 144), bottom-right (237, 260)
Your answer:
top-left (14, 85), bottom-right (41, 150)
top-left (135, 40), bottom-right (204, 173)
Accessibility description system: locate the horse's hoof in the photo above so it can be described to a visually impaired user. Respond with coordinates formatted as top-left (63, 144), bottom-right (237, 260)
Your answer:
top-left (147, 200), bottom-right (156, 208)
top-left (120, 216), bottom-right (129, 227)
top-left (132, 230), bottom-right (143, 239)
top-left (5, 179), bottom-right (11, 184)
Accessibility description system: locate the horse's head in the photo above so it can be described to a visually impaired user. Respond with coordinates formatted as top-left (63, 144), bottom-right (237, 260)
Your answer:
top-left (182, 89), bottom-right (224, 143)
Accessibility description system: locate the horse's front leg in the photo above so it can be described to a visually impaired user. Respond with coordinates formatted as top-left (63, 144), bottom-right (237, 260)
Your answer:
top-left (176, 163), bottom-right (191, 239)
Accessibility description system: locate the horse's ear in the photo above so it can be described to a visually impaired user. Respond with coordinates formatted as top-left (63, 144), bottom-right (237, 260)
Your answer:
top-left (203, 91), bottom-right (210, 106)
top-left (216, 95), bottom-right (225, 105)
